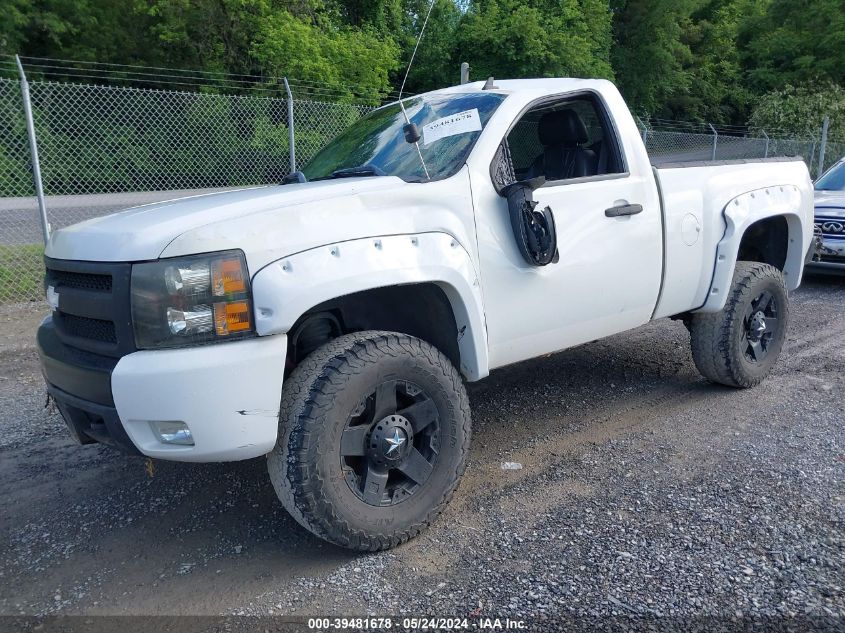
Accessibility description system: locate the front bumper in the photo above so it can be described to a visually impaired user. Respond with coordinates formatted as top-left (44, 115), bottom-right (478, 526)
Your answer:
top-left (38, 316), bottom-right (287, 462)
top-left (807, 235), bottom-right (845, 274)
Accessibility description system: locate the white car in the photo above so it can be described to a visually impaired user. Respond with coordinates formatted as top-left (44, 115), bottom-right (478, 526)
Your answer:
top-left (38, 78), bottom-right (814, 550)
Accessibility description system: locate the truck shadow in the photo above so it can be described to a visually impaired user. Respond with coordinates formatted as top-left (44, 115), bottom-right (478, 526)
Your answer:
top-left (803, 270), bottom-right (845, 287)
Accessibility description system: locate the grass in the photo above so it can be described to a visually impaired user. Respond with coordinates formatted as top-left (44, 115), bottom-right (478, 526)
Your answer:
top-left (0, 243), bottom-right (44, 303)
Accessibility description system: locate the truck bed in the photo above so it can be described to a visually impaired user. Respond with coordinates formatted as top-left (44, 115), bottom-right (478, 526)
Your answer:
top-left (651, 157), bottom-right (813, 319)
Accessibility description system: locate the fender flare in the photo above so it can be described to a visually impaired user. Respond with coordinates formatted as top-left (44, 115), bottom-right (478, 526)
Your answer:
top-left (250, 232), bottom-right (490, 381)
top-left (698, 184), bottom-right (807, 313)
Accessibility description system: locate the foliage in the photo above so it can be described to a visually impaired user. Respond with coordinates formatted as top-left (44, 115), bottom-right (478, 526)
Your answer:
top-left (0, 0), bottom-right (31, 54)
top-left (739, 0), bottom-right (845, 94)
top-left (610, 0), bottom-right (844, 130)
top-left (677, 0), bottom-right (752, 123)
top-left (0, 80), bottom-right (31, 197)
top-left (0, 244), bottom-right (44, 302)
top-left (251, 10), bottom-right (400, 103)
top-left (1, 0), bottom-right (155, 62)
top-left (401, 0), bottom-right (463, 93)
top-left (455, 0), bottom-right (613, 82)
top-left (611, 0), bottom-right (698, 119)
top-left (0, 80), bottom-right (371, 197)
top-left (2, 0), bottom-right (845, 128)
top-left (749, 83), bottom-right (845, 140)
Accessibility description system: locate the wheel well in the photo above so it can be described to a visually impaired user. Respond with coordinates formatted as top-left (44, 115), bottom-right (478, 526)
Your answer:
top-left (285, 283), bottom-right (461, 375)
top-left (737, 216), bottom-right (789, 270)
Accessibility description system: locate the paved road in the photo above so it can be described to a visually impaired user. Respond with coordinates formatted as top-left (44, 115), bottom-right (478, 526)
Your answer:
top-left (0, 276), bottom-right (842, 630)
top-left (0, 188), bottom-right (245, 245)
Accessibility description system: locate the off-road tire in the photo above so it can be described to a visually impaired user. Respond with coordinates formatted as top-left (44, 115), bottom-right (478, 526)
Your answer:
top-left (690, 261), bottom-right (789, 388)
top-left (267, 331), bottom-right (471, 551)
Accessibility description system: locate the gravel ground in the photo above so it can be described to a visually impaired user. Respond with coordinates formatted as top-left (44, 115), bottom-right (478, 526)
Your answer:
top-left (0, 276), bottom-right (842, 632)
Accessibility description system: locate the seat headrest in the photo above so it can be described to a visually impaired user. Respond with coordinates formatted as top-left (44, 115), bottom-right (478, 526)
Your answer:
top-left (537, 109), bottom-right (589, 147)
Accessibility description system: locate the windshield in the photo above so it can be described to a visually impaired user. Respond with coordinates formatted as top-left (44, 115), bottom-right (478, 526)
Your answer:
top-left (815, 160), bottom-right (845, 191)
top-left (302, 92), bottom-right (506, 183)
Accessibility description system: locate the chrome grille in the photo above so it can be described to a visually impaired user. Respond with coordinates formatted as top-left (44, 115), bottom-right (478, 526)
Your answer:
top-left (815, 215), bottom-right (845, 240)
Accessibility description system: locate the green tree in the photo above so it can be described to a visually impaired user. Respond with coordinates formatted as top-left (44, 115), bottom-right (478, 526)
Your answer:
top-left (136, 0), bottom-right (272, 74)
top-left (749, 83), bottom-right (845, 139)
top-left (739, 0), bottom-right (845, 93)
top-left (326, 0), bottom-right (404, 35)
top-left (5, 0), bottom-right (154, 62)
top-left (0, 0), bottom-right (31, 55)
top-left (455, 0), bottom-right (614, 82)
top-left (400, 0), bottom-right (463, 93)
top-left (611, 0), bottom-right (698, 117)
top-left (251, 9), bottom-right (400, 103)
top-left (678, 0), bottom-right (751, 123)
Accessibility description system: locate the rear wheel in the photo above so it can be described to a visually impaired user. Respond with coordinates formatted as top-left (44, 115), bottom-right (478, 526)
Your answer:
top-left (689, 261), bottom-right (789, 388)
top-left (268, 331), bottom-right (471, 551)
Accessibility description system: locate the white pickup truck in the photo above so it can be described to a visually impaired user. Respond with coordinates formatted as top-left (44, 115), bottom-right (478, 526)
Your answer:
top-left (38, 78), bottom-right (814, 551)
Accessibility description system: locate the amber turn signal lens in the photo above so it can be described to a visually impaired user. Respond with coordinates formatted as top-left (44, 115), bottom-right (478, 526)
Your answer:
top-left (211, 257), bottom-right (247, 296)
top-left (213, 301), bottom-right (252, 336)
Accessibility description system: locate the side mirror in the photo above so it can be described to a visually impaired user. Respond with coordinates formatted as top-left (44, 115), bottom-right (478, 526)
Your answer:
top-left (491, 141), bottom-right (516, 194)
top-left (502, 178), bottom-right (557, 267)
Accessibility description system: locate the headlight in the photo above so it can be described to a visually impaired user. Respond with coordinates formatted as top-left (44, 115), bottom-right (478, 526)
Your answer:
top-left (131, 250), bottom-right (254, 349)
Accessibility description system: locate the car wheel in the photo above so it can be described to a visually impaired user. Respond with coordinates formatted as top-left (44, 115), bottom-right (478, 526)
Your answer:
top-left (690, 261), bottom-right (789, 388)
top-left (267, 331), bottom-right (471, 551)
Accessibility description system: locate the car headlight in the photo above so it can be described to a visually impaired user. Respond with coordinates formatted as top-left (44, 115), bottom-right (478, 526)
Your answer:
top-left (131, 250), bottom-right (254, 349)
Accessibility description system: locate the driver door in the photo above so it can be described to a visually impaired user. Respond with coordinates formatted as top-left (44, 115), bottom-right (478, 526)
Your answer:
top-left (473, 93), bottom-right (663, 369)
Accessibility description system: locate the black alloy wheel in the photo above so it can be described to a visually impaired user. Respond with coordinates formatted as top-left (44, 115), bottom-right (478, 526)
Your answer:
top-left (689, 261), bottom-right (789, 388)
top-left (340, 380), bottom-right (440, 506)
top-left (742, 290), bottom-right (780, 363)
top-left (268, 331), bottom-right (471, 551)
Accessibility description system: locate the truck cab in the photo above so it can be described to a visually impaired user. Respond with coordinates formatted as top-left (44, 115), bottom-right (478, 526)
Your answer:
top-left (38, 78), bottom-right (814, 550)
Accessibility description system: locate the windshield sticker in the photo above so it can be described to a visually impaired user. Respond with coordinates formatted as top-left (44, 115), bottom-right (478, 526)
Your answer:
top-left (422, 108), bottom-right (482, 146)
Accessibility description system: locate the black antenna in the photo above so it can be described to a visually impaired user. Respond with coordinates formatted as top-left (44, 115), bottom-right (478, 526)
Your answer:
top-left (397, 0), bottom-right (437, 181)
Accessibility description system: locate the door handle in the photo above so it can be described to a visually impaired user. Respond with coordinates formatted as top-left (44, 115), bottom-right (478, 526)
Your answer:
top-left (605, 203), bottom-right (643, 217)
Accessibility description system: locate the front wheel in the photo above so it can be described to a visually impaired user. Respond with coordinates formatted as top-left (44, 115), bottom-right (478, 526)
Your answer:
top-left (268, 331), bottom-right (471, 551)
top-left (689, 261), bottom-right (789, 388)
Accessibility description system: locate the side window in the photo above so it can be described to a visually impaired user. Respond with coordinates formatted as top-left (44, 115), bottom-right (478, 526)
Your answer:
top-left (504, 94), bottom-right (625, 184)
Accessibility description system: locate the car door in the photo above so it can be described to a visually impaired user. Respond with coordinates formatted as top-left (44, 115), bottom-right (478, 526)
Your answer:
top-left (473, 92), bottom-right (664, 369)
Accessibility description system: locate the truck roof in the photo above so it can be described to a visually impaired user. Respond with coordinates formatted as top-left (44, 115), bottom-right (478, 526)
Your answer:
top-left (420, 77), bottom-right (615, 98)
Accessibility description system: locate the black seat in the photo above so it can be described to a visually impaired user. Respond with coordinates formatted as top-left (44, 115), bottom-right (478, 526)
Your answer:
top-left (528, 109), bottom-right (598, 181)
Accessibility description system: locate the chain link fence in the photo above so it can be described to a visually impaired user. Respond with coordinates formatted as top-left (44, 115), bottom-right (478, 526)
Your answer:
top-left (1, 69), bottom-right (843, 304)
top-left (640, 123), bottom-right (845, 175)
top-left (643, 127), bottom-right (819, 169)
top-left (0, 76), bottom-right (372, 303)
top-left (0, 79), bottom-right (46, 302)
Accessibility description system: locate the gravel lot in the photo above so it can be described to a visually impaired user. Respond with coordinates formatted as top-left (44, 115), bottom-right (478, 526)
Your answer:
top-left (0, 276), bottom-right (842, 631)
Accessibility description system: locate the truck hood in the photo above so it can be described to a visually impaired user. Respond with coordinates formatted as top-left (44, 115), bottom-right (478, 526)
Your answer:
top-left (44, 169), bottom-right (477, 276)
top-left (814, 190), bottom-right (845, 211)
top-left (45, 177), bottom-right (409, 262)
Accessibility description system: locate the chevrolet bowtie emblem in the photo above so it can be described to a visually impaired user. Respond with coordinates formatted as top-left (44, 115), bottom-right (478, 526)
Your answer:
top-left (46, 285), bottom-right (60, 311)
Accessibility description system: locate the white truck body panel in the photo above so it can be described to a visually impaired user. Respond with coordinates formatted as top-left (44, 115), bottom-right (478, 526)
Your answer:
top-left (470, 168), bottom-right (664, 367)
top-left (39, 77), bottom-right (815, 463)
top-left (465, 80), bottom-right (665, 366)
top-left (652, 161), bottom-right (813, 318)
top-left (251, 231), bottom-right (489, 381)
top-left (111, 335), bottom-right (286, 461)
top-left (46, 176), bottom-right (477, 273)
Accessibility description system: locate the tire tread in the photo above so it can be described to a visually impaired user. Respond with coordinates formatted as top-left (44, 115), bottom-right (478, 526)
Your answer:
top-left (689, 261), bottom-right (788, 388)
top-left (268, 331), bottom-right (471, 552)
